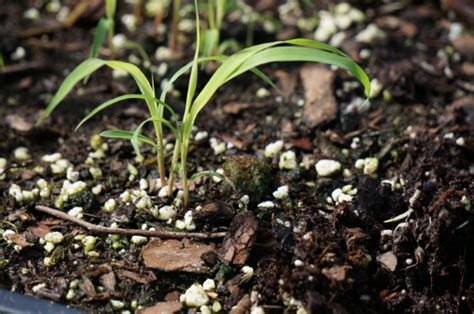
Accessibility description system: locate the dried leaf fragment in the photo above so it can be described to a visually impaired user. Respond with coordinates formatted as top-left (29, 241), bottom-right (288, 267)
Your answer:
top-left (300, 64), bottom-right (337, 127)
top-left (142, 239), bottom-right (214, 273)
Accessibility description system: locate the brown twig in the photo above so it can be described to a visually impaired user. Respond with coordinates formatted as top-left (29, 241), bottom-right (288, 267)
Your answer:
top-left (0, 62), bottom-right (46, 76)
top-left (18, 0), bottom-right (95, 38)
top-left (35, 205), bottom-right (226, 239)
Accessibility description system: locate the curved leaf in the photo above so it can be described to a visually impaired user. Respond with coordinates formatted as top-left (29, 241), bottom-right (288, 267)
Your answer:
top-left (189, 170), bottom-right (235, 190)
top-left (76, 94), bottom-right (150, 130)
top-left (100, 130), bottom-right (156, 147)
top-left (90, 18), bottom-right (112, 58)
top-left (131, 117), bottom-right (179, 159)
top-left (38, 58), bottom-right (106, 124)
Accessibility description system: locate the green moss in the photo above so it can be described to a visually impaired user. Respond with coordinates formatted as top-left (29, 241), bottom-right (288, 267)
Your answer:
top-left (223, 155), bottom-right (273, 202)
top-left (67, 190), bottom-right (97, 209)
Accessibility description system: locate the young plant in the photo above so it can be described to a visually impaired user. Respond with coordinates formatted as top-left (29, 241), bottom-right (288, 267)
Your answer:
top-left (201, 0), bottom-right (226, 57)
top-left (37, 60), bottom-right (169, 188)
top-left (90, 0), bottom-right (117, 59)
top-left (161, 40), bottom-right (371, 205)
top-left (38, 3), bottom-right (370, 207)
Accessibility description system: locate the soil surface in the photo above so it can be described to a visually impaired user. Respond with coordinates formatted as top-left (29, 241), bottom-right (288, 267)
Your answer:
top-left (1, 0), bottom-right (473, 313)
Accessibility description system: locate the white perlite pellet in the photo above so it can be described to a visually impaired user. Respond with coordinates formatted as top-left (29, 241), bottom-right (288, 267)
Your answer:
top-left (264, 140), bottom-right (284, 158)
top-left (14, 147), bottom-right (30, 161)
top-left (279, 151), bottom-right (297, 170)
top-left (273, 185), bottom-right (289, 199)
top-left (182, 283), bottom-right (209, 307)
top-left (315, 159), bottom-right (342, 177)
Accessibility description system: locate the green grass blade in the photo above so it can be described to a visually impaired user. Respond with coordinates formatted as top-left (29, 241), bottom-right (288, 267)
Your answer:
top-left (184, 1), bottom-right (201, 118)
top-left (215, 0), bottom-right (226, 30)
top-left (230, 46), bottom-right (370, 95)
top-left (131, 117), bottom-right (179, 158)
top-left (101, 130), bottom-right (156, 147)
top-left (120, 40), bottom-right (151, 64)
top-left (181, 41), bottom-right (282, 137)
top-left (90, 18), bottom-right (112, 58)
top-left (105, 0), bottom-right (117, 19)
top-left (243, 67), bottom-right (278, 90)
top-left (76, 94), bottom-right (150, 130)
top-left (159, 55), bottom-right (276, 102)
top-left (37, 58), bottom-right (107, 124)
top-left (217, 39), bottom-right (240, 55)
top-left (285, 38), bottom-right (350, 58)
top-left (189, 170), bottom-right (235, 189)
top-left (103, 61), bottom-right (164, 137)
top-left (76, 93), bottom-right (177, 131)
top-left (201, 29), bottom-right (219, 57)
top-left (184, 39), bottom-right (369, 140)
top-left (160, 56), bottom-right (227, 102)
top-left (105, 61), bottom-right (154, 97)
top-left (207, 0), bottom-right (215, 29)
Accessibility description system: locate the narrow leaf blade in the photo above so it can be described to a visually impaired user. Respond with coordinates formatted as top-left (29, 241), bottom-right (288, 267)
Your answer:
top-left (100, 130), bottom-right (156, 147)
top-left (38, 58), bottom-right (106, 124)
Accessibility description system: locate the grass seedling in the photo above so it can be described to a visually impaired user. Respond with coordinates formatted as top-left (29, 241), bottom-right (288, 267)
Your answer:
top-left (90, 0), bottom-right (117, 59)
top-left (37, 60), bottom-right (169, 187)
top-left (201, 0), bottom-right (226, 57)
top-left (39, 1), bottom-right (370, 207)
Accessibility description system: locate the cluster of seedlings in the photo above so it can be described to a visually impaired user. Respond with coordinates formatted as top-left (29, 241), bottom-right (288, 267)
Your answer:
top-left (37, 0), bottom-right (371, 209)
top-left (2, 0), bottom-right (472, 312)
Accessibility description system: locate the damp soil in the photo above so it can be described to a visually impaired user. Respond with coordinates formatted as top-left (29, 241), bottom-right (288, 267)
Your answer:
top-left (1, 1), bottom-right (473, 313)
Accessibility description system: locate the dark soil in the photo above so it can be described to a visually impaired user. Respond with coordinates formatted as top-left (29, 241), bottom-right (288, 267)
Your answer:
top-left (1, 0), bottom-right (473, 313)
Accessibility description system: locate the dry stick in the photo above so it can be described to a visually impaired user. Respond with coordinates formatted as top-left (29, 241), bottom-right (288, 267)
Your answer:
top-left (35, 205), bottom-right (226, 239)
top-left (18, 1), bottom-right (90, 38)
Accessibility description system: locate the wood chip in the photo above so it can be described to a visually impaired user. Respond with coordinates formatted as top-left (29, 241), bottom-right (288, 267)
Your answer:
top-left (80, 275), bottom-right (97, 297)
top-left (100, 272), bottom-right (116, 292)
top-left (222, 102), bottom-right (252, 114)
top-left (275, 70), bottom-right (296, 98)
top-left (142, 239), bottom-right (215, 273)
top-left (229, 293), bottom-right (251, 314)
top-left (377, 251), bottom-right (398, 272)
top-left (299, 64), bottom-right (337, 128)
top-left (138, 301), bottom-right (182, 314)
top-left (375, 16), bottom-right (417, 38)
top-left (6, 114), bottom-right (33, 132)
top-left (193, 201), bottom-right (235, 225)
top-left (452, 35), bottom-right (474, 60)
top-left (218, 212), bottom-right (259, 266)
top-left (444, 0), bottom-right (474, 27)
top-left (322, 265), bottom-right (352, 283)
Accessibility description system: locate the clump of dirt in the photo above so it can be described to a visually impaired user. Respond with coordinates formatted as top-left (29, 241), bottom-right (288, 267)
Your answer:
top-left (223, 155), bottom-right (274, 203)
